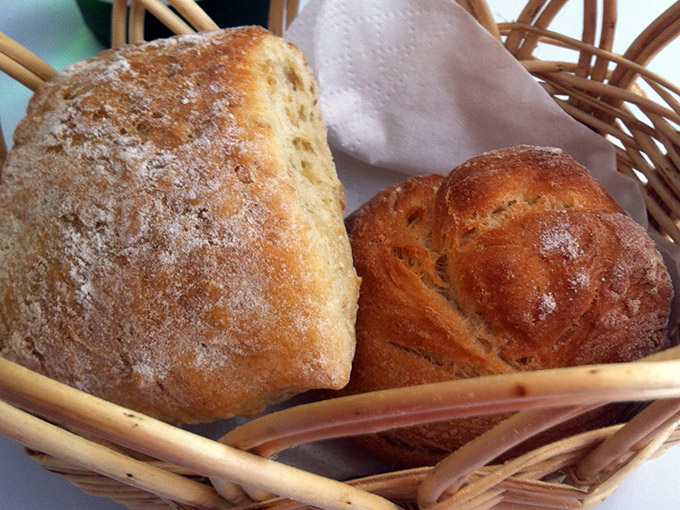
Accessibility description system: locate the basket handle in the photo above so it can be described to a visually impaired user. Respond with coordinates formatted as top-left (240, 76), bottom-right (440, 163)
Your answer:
top-left (218, 345), bottom-right (680, 506)
top-left (0, 31), bottom-right (57, 166)
top-left (0, 31), bottom-right (57, 89)
top-left (112, 0), bottom-right (301, 44)
top-left (268, 0), bottom-right (301, 36)
top-left (0, 357), bottom-right (402, 510)
top-left (415, 344), bottom-right (680, 507)
top-left (575, 397), bottom-right (680, 482)
top-left (0, 399), bottom-right (232, 509)
top-left (221, 346), bottom-right (680, 457)
top-left (608, 2), bottom-right (680, 92)
top-left (112, 0), bottom-right (219, 46)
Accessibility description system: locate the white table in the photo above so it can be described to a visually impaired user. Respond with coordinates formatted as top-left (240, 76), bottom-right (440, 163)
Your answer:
top-left (1, 1), bottom-right (679, 509)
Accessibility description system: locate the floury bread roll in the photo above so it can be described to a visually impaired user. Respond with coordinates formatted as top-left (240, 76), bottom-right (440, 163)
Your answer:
top-left (343, 145), bottom-right (672, 467)
top-left (0, 27), bottom-right (359, 423)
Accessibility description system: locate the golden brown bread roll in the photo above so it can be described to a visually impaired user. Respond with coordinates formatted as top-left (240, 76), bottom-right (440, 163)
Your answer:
top-left (343, 145), bottom-right (672, 467)
top-left (0, 27), bottom-right (359, 424)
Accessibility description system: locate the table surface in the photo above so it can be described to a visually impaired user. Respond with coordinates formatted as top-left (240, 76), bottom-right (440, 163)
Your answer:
top-left (1, 1), bottom-right (679, 509)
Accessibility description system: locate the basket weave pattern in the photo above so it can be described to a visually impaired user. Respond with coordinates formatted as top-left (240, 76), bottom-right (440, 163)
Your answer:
top-left (1, 1), bottom-right (680, 509)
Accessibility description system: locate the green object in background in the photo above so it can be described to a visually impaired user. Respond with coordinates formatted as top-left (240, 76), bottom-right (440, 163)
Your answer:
top-left (74, 0), bottom-right (271, 47)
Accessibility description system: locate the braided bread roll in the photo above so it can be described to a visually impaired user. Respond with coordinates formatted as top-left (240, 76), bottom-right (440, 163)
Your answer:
top-left (343, 145), bottom-right (672, 467)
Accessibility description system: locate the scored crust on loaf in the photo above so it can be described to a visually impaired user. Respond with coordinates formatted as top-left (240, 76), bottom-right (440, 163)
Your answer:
top-left (0, 27), bottom-right (359, 423)
top-left (343, 145), bottom-right (672, 466)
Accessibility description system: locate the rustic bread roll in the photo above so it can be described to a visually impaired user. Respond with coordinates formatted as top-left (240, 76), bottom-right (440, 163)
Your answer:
top-left (343, 145), bottom-right (672, 467)
top-left (0, 27), bottom-right (359, 424)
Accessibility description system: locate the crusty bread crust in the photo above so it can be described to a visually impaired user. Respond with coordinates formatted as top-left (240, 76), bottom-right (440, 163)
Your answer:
top-left (0, 27), bottom-right (359, 424)
top-left (343, 146), bottom-right (672, 467)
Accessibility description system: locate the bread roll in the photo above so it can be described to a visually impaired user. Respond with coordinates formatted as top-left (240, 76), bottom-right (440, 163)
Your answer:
top-left (0, 27), bottom-right (359, 424)
top-left (343, 145), bottom-right (672, 467)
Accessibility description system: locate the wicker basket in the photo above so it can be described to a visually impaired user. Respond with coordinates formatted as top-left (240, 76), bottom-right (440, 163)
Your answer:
top-left (1, 1), bottom-right (680, 509)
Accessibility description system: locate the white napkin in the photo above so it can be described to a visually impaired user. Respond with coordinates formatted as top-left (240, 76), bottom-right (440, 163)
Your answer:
top-left (284, 0), bottom-right (649, 224)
